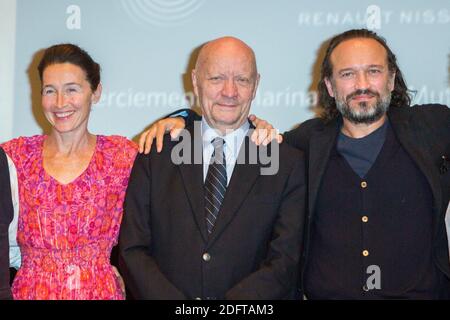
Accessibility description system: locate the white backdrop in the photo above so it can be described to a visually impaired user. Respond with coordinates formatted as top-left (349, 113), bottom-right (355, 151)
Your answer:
top-left (0, 0), bottom-right (449, 143)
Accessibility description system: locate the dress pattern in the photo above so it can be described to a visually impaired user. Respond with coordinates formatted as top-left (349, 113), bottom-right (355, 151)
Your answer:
top-left (2, 135), bottom-right (137, 300)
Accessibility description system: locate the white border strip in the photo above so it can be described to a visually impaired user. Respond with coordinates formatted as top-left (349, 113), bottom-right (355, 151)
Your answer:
top-left (0, 0), bottom-right (17, 143)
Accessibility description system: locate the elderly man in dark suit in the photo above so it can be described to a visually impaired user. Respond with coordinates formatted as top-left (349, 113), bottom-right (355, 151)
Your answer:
top-left (119, 36), bottom-right (306, 300)
top-left (141, 29), bottom-right (450, 299)
top-left (0, 148), bottom-right (14, 300)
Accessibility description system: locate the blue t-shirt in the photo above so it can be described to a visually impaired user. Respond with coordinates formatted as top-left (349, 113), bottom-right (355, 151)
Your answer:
top-left (336, 120), bottom-right (389, 178)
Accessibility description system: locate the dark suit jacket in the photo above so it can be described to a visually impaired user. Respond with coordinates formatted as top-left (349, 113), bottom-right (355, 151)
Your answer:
top-left (0, 148), bottom-right (13, 300)
top-left (284, 104), bottom-right (450, 294)
top-left (119, 122), bottom-right (306, 300)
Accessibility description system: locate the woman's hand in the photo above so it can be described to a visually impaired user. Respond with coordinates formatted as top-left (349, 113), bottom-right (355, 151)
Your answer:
top-left (112, 266), bottom-right (126, 298)
top-left (139, 118), bottom-right (186, 154)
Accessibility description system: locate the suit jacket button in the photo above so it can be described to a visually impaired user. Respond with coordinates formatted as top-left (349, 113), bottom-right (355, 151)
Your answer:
top-left (203, 253), bottom-right (211, 262)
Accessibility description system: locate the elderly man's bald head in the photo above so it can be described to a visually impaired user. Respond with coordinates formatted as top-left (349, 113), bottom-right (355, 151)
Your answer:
top-left (195, 37), bottom-right (258, 77)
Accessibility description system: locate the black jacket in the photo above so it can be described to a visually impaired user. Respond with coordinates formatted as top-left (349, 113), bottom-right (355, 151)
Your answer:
top-left (284, 104), bottom-right (450, 294)
top-left (0, 148), bottom-right (13, 300)
top-left (119, 121), bottom-right (307, 299)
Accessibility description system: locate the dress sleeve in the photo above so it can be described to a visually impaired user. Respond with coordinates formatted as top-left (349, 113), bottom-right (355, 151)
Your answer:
top-left (1, 138), bottom-right (24, 172)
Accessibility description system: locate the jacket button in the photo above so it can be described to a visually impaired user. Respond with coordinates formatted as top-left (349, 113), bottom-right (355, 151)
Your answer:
top-left (362, 216), bottom-right (369, 223)
top-left (203, 253), bottom-right (211, 262)
top-left (361, 181), bottom-right (368, 188)
top-left (362, 250), bottom-right (369, 257)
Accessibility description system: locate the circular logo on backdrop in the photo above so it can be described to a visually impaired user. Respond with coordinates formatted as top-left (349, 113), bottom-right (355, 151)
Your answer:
top-left (120, 0), bottom-right (205, 27)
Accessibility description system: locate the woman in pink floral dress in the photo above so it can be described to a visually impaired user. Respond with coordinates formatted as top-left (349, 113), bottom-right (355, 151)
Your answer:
top-left (1, 44), bottom-right (137, 300)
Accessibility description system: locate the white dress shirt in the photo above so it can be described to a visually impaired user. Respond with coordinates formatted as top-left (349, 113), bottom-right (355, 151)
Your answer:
top-left (6, 155), bottom-right (21, 269)
top-left (201, 119), bottom-right (250, 185)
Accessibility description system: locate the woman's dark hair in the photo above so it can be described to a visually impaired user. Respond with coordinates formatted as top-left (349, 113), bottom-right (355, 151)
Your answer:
top-left (37, 43), bottom-right (101, 91)
top-left (317, 29), bottom-right (412, 121)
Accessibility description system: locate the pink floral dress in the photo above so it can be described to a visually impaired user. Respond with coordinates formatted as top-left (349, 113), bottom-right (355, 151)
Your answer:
top-left (2, 135), bottom-right (137, 300)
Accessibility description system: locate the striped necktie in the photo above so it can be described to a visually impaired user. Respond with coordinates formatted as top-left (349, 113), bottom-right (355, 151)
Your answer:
top-left (204, 138), bottom-right (227, 234)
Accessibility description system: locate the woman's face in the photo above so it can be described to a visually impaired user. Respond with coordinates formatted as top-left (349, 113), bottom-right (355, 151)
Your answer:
top-left (41, 63), bottom-right (101, 135)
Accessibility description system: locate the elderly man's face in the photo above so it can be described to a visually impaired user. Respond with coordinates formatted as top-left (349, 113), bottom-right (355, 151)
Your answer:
top-left (192, 39), bottom-right (260, 133)
top-left (325, 38), bottom-right (395, 124)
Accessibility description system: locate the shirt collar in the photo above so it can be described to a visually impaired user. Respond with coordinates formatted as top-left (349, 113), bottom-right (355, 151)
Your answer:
top-left (201, 118), bottom-right (250, 159)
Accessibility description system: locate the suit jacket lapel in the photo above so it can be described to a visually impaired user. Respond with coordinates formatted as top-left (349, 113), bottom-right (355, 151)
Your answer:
top-left (177, 123), bottom-right (209, 242)
top-left (206, 135), bottom-right (261, 248)
top-left (308, 119), bottom-right (339, 219)
top-left (388, 108), bottom-right (443, 229)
